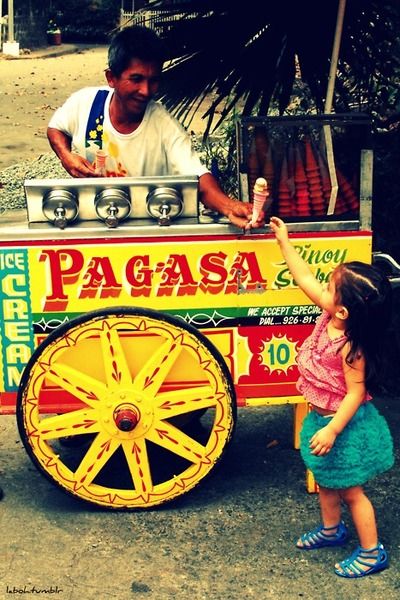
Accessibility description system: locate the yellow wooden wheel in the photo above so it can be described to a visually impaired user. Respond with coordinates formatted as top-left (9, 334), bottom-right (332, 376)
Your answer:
top-left (17, 308), bottom-right (236, 509)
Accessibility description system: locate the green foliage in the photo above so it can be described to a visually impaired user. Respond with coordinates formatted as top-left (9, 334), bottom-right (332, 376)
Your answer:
top-left (193, 108), bottom-right (240, 198)
top-left (154, 1), bottom-right (400, 138)
top-left (372, 128), bottom-right (400, 262)
top-left (50, 0), bottom-right (120, 42)
top-left (47, 19), bottom-right (61, 34)
top-left (197, 134), bottom-right (238, 199)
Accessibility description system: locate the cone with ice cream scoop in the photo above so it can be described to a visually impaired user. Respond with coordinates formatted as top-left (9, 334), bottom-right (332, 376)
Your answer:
top-left (251, 177), bottom-right (270, 224)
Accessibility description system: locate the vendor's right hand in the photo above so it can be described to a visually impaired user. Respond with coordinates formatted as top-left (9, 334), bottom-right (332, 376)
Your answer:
top-left (61, 152), bottom-right (97, 178)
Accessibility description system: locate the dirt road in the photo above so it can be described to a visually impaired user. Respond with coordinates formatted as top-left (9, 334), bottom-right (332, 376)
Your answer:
top-left (1, 398), bottom-right (399, 600)
top-left (0, 46), bottom-right (109, 171)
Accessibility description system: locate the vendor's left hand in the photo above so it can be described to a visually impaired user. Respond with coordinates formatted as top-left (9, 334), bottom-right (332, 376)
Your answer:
top-left (227, 201), bottom-right (264, 229)
top-left (198, 174), bottom-right (264, 228)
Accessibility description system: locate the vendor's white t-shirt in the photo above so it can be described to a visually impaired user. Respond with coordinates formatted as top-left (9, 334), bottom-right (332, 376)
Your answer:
top-left (48, 86), bottom-right (209, 178)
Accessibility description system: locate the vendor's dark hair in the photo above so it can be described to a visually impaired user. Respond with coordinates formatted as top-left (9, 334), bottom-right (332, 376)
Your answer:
top-left (108, 25), bottom-right (166, 77)
top-left (333, 261), bottom-right (392, 391)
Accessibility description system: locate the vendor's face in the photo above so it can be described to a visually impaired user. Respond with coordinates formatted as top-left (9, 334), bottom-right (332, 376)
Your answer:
top-left (106, 58), bottom-right (162, 119)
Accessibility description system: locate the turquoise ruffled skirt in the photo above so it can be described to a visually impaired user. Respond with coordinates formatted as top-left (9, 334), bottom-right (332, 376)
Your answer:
top-left (300, 403), bottom-right (394, 488)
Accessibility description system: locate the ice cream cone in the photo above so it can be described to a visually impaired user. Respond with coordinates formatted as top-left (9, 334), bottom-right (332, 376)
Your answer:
top-left (95, 149), bottom-right (107, 175)
top-left (251, 177), bottom-right (269, 224)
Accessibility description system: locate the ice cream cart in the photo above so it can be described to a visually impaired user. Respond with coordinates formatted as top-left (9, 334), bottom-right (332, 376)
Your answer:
top-left (0, 114), bottom-right (396, 509)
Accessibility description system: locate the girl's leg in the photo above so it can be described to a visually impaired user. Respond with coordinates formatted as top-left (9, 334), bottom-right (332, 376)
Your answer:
top-left (335, 485), bottom-right (383, 575)
top-left (319, 486), bottom-right (342, 527)
top-left (297, 486), bottom-right (345, 548)
top-left (339, 486), bottom-right (378, 549)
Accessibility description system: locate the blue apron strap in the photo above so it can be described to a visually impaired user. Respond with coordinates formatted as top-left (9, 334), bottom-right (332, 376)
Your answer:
top-left (85, 89), bottom-right (109, 151)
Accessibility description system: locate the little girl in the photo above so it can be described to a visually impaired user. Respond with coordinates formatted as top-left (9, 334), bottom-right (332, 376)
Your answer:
top-left (270, 216), bottom-right (394, 578)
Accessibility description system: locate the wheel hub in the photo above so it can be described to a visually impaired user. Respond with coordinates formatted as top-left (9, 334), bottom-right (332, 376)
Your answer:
top-left (113, 404), bottom-right (140, 432)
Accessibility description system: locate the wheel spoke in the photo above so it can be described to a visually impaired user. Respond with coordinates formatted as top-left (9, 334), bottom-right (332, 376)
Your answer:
top-left (73, 432), bottom-right (120, 488)
top-left (134, 334), bottom-right (184, 395)
top-left (37, 409), bottom-right (100, 440)
top-left (156, 386), bottom-right (218, 418)
top-left (43, 362), bottom-right (107, 407)
top-left (122, 439), bottom-right (153, 498)
top-left (146, 421), bottom-right (209, 465)
top-left (100, 322), bottom-right (132, 389)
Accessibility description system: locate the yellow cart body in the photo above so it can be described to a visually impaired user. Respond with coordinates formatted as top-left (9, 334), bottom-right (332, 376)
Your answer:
top-left (0, 114), bottom-right (376, 508)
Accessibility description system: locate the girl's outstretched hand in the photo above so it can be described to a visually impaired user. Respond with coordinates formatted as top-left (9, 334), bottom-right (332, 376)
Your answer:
top-left (269, 216), bottom-right (289, 244)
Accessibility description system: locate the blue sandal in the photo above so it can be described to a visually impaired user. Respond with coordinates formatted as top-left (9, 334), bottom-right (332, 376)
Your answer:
top-left (334, 543), bottom-right (388, 578)
top-left (296, 521), bottom-right (348, 550)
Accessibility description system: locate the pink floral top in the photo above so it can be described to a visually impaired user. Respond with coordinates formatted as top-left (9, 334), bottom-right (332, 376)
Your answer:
top-left (296, 310), bottom-right (371, 411)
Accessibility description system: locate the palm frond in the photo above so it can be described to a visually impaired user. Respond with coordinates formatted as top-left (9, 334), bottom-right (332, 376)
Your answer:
top-left (145, 0), bottom-right (400, 134)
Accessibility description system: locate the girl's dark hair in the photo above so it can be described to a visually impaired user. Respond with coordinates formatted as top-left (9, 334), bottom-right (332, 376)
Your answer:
top-left (108, 25), bottom-right (166, 77)
top-left (333, 261), bottom-right (392, 391)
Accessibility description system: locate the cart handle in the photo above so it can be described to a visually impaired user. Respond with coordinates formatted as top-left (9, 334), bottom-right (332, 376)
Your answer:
top-left (372, 252), bottom-right (400, 288)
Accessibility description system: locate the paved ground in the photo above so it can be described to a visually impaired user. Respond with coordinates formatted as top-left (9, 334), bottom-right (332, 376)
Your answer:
top-left (0, 395), bottom-right (399, 600)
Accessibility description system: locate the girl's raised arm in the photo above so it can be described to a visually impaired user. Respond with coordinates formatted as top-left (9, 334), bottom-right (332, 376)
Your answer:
top-left (270, 217), bottom-right (324, 307)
